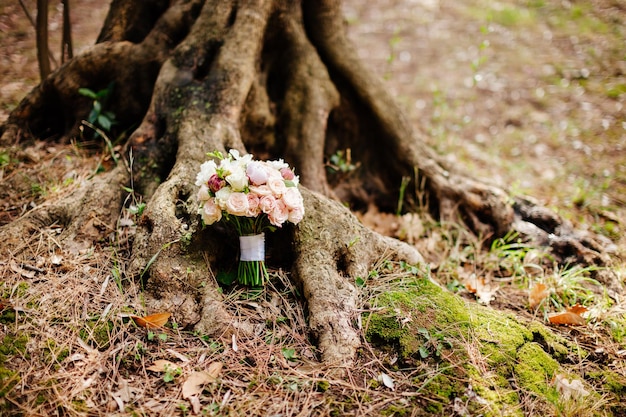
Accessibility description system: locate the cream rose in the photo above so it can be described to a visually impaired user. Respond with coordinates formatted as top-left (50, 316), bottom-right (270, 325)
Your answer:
top-left (288, 206), bottom-right (304, 224)
top-left (197, 184), bottom-right (210, 202)
top-left (225, 192), bottom-right (249, 216)
top-left (267, 174), bottom-right (287, 197)
top-left (259, 195), bottom-right (277, 214)
top-left (249, 184), bottom-right (273, 197)
top-left (201, 198), bottom-right (222, 225)
top-left (282, 187), bottom-right (303, 210)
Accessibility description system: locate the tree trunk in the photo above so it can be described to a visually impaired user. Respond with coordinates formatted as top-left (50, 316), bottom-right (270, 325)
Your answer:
top-left (0, 0), bottom-right (612, 366)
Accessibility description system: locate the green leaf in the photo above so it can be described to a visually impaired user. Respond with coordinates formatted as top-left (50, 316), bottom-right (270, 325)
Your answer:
top-left (418, 346), bottom-right (430, 358)
top-left (78, 88), bottom-right (98, 99)
top-left (87, 108), bottom-right (98, 124)
top-left (97, 114), bottom-right (112, 131)
top-left (206, 150), bottom-right (224, 160)
top-left (355, 277), bottom-right (366, 288)
top-left (281, 348), bottom-right (297, 361)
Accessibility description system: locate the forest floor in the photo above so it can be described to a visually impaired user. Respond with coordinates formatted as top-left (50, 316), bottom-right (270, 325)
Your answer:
top-left (0, 0), bottom-right (625, 416)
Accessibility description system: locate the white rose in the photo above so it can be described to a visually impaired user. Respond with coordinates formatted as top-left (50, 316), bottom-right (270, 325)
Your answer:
top-left (214, 187), bottom-right (232, 209)
top-left (225, 192), bottom-right (249, 216)
top-left (267, 158), bottom-right (288, 171)
top-left (195, 160), bottom-right (217, 186)
top-left (225, 166), bottom-right (248, 191)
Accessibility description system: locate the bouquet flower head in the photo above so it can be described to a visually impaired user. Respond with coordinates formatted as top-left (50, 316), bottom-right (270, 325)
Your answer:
top-left (196, 150), bottom-right (304, 286)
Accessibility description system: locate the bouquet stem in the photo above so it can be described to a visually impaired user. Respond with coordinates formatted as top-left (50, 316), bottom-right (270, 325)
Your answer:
top-left (237, 259), bottom-right (269, 287)
top-left (238, 234), bottom-right (268, 286)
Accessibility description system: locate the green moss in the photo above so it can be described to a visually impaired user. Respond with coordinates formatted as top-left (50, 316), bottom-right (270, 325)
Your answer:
top-left (42, 339), bottom-right (70, 368)
top-left (528, 322), bottom-right (574, 361)
top-left (316, 380), bottom-right (330, 392)
top-left (0, 333), bottom-right (29, 364)
top-left (514, 342), bottom-right (559, 396)
top-left (366, 313), bottom-right (420, 359)
top-left (467, 366), bottom-right (522, 417)
top-left (79, 319), bottom-right (114, 349)
top-left (0, 367), bottom-right (20, 398)
top-left (587, 370), bottom-right (626, 396)
top-left (470, 308), bottom-right (531, 368)
top-left (0, 309), bottom-right (16, 325)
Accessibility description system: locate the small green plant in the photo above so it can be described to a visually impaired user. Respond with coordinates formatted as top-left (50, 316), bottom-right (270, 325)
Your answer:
top-left (417, 327), bottom-right (452, 358)
top-left (162, 363), bottom-right (182, 383)
top-left (0, 151), bottom-right (10, 168)
top-left (326, 149), bottom-right (359, 175)
top-left (78, 83), bottom-right (117, 136)
top-left (546, 265), bottom-right (601, 310)
top-left (396, 176), bottom-right (411, 215)
top-left (281, 347), bottom-right (297, 362)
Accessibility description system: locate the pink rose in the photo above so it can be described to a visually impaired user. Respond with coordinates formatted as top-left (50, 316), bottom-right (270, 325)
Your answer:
top-left (280, 167), bottom-right (295, 180)
top-left (201, 198), bottom-right (222, 225)
top-left (246, 193), bottom-right (260, 217)
top-left (246, 161), bottom-right (269, 186)
top-left (259, 195), bottom-right (277, 214)
top-left (225, 192), bottom-right (249, 216)
top-left (269, 199), bottom-right (289, 227)
top-left (288, 206), bottom-right (304, 224)
top-left (282, 187), bottom-right (303, 210)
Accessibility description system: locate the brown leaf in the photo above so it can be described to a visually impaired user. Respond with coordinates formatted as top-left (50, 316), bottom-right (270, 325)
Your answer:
top-left (548, 311), bottom-right (586, 326)
top-left (182, 369), bottom-right (218, 399)
top-left (464, 275), bottom-right (498, 305)
top-left (528, 283), bottom-right (550, 309)
top-left (566, 304), bottom-right (588, 315)
top-left (146, 359), bottom-right (178, 372)
top-left (206, 361), bottom-right (223, 379)
top-left (131, 312), bottom-right (171, 328)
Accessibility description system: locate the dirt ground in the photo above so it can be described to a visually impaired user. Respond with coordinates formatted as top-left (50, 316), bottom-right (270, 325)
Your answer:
top-left (1, 0), bottom-right (625, 416)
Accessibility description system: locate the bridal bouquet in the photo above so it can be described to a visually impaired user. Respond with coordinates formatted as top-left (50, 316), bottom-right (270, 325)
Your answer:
top-left (195, 150), bottom-right (304, 286)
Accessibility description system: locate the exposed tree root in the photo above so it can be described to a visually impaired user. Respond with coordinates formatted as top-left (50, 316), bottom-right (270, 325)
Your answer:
top-left (0, 0), bottom-right (616, 368)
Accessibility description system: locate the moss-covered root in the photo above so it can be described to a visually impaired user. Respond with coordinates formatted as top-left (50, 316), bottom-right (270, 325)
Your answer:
top-left (364, 275), bottom-right (611, 416)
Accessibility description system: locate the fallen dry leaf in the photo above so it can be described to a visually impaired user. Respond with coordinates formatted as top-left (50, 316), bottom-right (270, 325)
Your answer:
top-left (131, 312), bottom-right (171, 328)
top-left (548, 306), bottom-right (587, 326)
top-left (528, 282), bottom-right (550, 309)
top-left (182, 372), bottom-right (212, 399)
top-left (566, 304), bottom-right (588, 315)
top-left (378, 372), bottom-right (395, 390)
top-left (464, 274), bottom-right (498, 305)
top-left (146, 360), bottom-right (178, 372)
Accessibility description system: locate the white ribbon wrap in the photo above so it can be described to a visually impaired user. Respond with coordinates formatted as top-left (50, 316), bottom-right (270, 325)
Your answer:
top-left (239, 233), bottom-right (265, 262)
